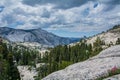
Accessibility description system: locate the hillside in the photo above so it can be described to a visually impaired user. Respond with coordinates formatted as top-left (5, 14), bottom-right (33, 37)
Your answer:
top-left (1, 25), bottom-right (120, 80)
top-left (0, 27), bottom-right (79, 46)
top-left (86, 25), bottom-right (120, 45)
top-left (29, 25), bottom-right (119, 80)
top-left (0, 37), bottom-right (42, 80)
top-left (42, 45), bottom-right (120, 80)
top-left (69, 25), bottom-right (120, 47)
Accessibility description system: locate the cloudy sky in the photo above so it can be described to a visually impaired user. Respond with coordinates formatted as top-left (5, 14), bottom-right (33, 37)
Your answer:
top-left (0, 0), bottom-right (120, 37)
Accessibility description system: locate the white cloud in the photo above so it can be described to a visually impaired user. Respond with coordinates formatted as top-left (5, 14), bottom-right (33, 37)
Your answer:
top-left (0, 0), bottom-right (120, 36)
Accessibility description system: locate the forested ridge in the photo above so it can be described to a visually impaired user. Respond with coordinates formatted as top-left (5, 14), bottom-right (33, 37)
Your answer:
top-left (36, 37), bottom-right (105, 79)
top-left (0, 37), bottom-right (40, 80)
top-left (35, 36), bottom-right (120, 79)
top-left (0, 25), bottom-right (120, 80)
top-left (0, 37), bottom-right (120, 80)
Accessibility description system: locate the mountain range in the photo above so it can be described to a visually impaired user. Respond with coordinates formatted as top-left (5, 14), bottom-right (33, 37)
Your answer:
top-left (11, 25), bottom-right (120, 80)
top-left (0, 27), bottom-right (80, 46)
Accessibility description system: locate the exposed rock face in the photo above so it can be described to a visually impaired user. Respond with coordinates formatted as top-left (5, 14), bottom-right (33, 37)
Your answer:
top-left (104, 74), bottom-right (120, 80)
top-left (17, 63), bottom-right (46, 80)
top-left (86, 26), bottom-right (120, 45)
top-left (17, 66), bottom-right (37, 80)
top-left (0, 27), bottom-right (79, 46)
top-left (69, 26), bottom-right (120, 47)
top-left (42, 45), bottom-right (120, 80)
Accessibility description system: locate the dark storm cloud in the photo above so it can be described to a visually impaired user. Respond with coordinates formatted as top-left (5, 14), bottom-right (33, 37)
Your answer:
top-left (22, 0), bottom-right (91, 9)
top-left (0, 6), bottom-right (4, 12)
top-left (99, 0), bottom-right (120, 11)
top-left (101, 0), bottom-right (120, 5)
top-left (22, 0), bottom-right (120, 9)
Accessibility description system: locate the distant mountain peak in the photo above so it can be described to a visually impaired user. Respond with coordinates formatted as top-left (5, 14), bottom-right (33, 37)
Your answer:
top-left (0, 27), bottom-right (79, 46)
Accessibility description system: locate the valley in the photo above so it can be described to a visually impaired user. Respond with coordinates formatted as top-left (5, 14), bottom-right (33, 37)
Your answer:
top-left (0, 25), bottom-right (120, 80)
top-left (0, 0), bottom-right (120, 80)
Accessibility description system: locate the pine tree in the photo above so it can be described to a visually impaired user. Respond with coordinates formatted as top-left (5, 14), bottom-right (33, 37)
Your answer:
top-left (0, 42), bottom-right (20, 80)
top-left (116, 38), bottom-right (120, 44)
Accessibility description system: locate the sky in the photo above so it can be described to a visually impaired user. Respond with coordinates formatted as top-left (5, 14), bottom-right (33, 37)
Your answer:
top-left (0, 0), bottom-right (120, 38)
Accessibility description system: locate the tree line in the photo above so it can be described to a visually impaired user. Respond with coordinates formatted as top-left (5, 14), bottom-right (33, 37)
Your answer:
top-left (35, 37), bottom-right (106, 79)
top-left (0, 37), bottom-right (40, 80)
top-left (0, 36), bottom-right (120, 80)
top-left (36, 37), bottom-right (120, 79)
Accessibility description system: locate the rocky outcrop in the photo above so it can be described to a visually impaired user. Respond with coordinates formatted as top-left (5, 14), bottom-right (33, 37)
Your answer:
top-left (104, 74), bottom-right (120, 80)
top-left (42, 45), bottom-right (120, 80)
top-left (17, 66), bottom-right (37, 80)
top-left (86, 26), bottom-right (120, 45)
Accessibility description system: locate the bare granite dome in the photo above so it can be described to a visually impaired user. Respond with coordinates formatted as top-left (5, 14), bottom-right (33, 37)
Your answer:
top-left (42, 45), bottom-right (120, 80)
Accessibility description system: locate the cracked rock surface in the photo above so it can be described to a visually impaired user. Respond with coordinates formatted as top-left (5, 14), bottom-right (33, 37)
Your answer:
top-left (43, 45), bottom-right (120, 80)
